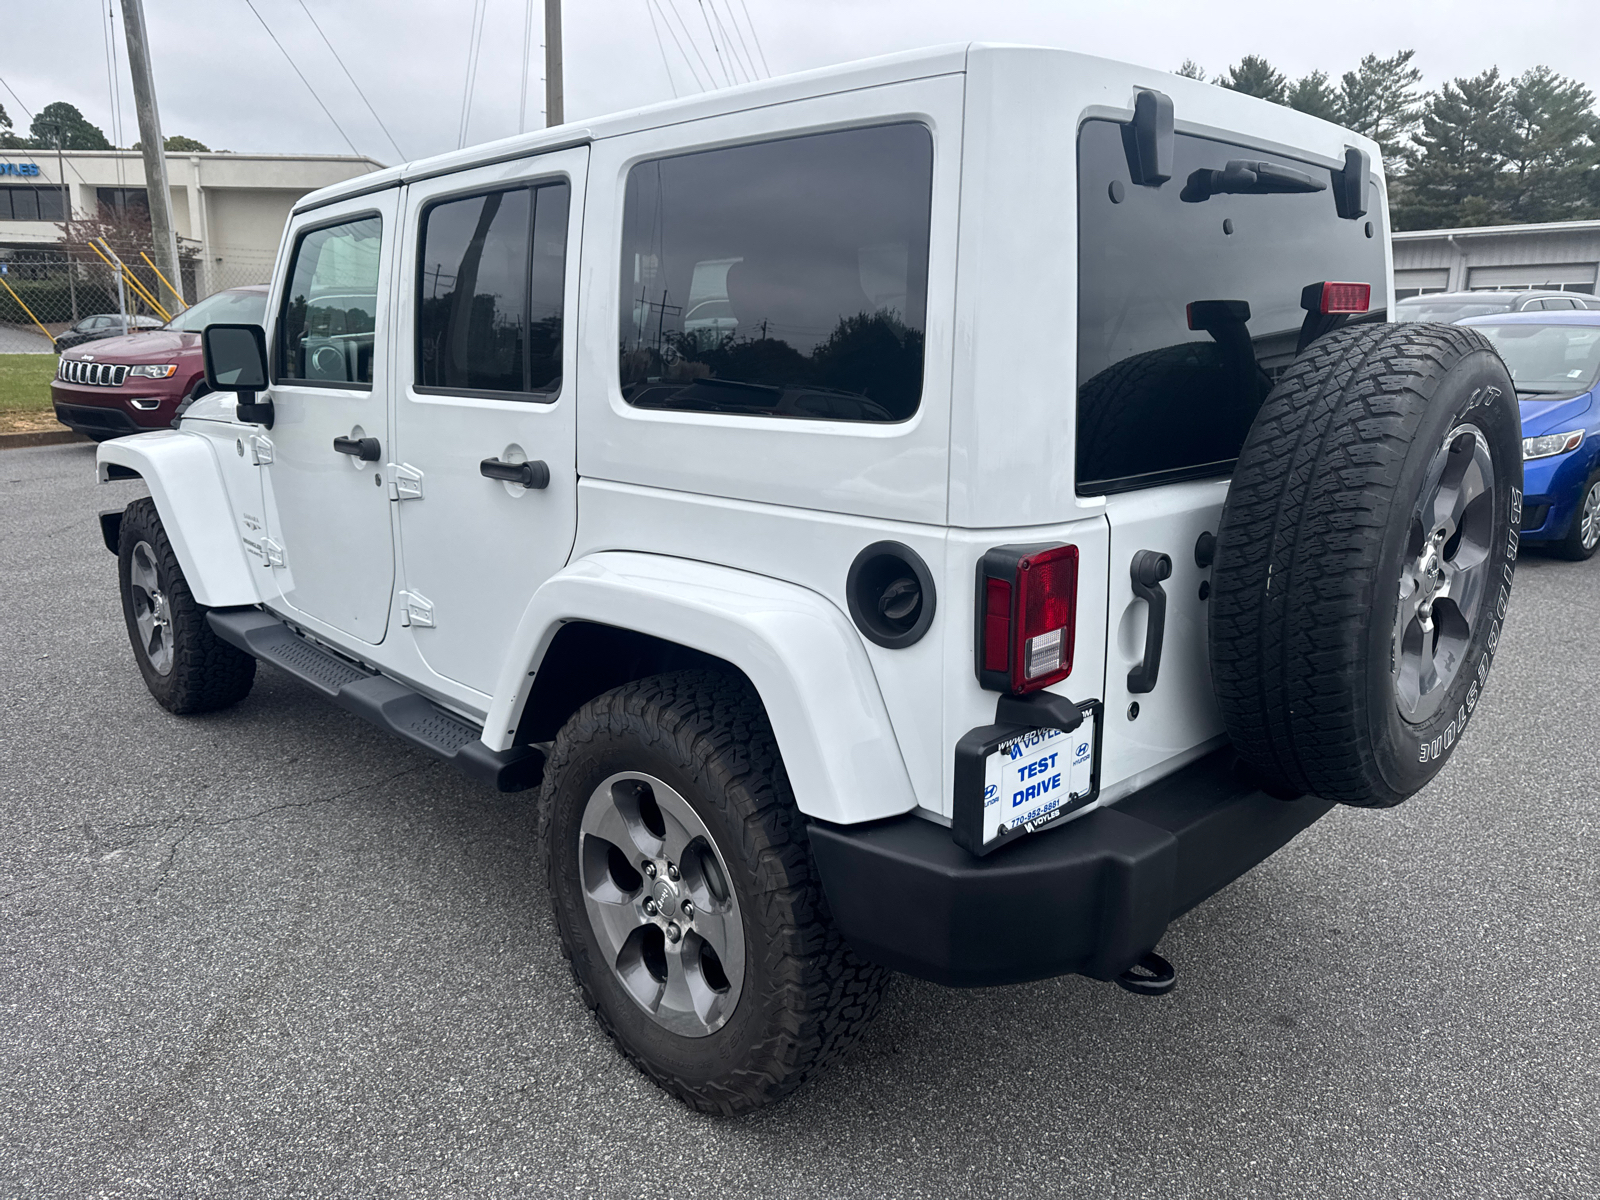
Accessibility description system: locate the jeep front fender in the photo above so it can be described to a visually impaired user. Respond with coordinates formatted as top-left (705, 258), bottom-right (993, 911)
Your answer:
top-left (97, 430), bottom-right (260, 609)
top-left (486, 552), bottom-right (918, 826)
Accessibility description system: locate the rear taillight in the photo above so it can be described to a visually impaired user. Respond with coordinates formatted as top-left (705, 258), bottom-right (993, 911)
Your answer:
top-left (975, 544), bottom-right (1079, 694)
top-left (1302, 281), bottom-right (1371, 314)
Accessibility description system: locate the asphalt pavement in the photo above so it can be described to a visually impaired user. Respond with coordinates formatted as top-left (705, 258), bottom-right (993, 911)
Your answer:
top-left (2, 441), bottom-right (1596, 1199)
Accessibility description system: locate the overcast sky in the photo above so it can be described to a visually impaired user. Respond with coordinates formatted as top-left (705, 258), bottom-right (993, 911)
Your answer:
top-left (2, 0), bottom-right (1598, 167)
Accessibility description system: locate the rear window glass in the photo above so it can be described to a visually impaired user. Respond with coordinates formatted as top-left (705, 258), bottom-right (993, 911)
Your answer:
top-left (1076, 120), bottom-right (1386, 494)
top-left (618, 123), bottom-right (933, 423)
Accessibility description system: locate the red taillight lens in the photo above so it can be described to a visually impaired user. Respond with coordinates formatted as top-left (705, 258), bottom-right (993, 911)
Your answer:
top-left (975, 543), bottom-right (1079, 694)
top-left (1317, 281), bottom-right (1370, 314)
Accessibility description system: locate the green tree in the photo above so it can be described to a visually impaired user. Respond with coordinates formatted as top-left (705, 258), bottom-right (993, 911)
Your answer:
top-left (1218, 55), bottom-right (1288, 104)
top-left (29, 101), bottom-right (112, 150)
top-left (1499, 66), bottom-right (1600, 223)
top-left (1392, 69), bottom-right (1513, 230)
top-left (1287, 70), bottom-right (1342, 123)
top-left (1175, 60), bottom-right (1206, 82)
top-left (132, 134), bottom-right (212, 152)
top-left (1337, 50), bottom-right (1424, 165)
top-left (0, 101), bottom-right (23, 149)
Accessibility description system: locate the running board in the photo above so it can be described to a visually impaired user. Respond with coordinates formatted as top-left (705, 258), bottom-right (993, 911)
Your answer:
top-left (207, 608), bottom-right (542, 792)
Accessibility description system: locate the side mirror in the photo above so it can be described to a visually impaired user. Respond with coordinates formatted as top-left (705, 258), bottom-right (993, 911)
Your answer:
top-left (201, 323), bottom-right (274, 428)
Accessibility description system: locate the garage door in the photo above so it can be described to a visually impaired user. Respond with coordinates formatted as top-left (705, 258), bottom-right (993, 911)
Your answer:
top-left (1396, 268), bottom-right (1450, 292)
top-left (1468, 262), bottom-right (1598, 291)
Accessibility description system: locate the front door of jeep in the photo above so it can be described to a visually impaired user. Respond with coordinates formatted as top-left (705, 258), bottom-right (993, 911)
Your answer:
top-left (258, 192), bottom-right (399, 646)
top-left (388, 148), bottom-right (586, 697)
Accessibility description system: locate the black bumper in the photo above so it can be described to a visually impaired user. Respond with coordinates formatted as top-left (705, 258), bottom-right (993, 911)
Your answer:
top-left (809, 750), bottom-right (1333, 987)
top-left (53, 400), bottom-right (144, 437)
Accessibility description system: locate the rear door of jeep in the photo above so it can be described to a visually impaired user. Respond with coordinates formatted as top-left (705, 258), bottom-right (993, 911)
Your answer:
top-left (1076, 115), bottom-right (1387, 792)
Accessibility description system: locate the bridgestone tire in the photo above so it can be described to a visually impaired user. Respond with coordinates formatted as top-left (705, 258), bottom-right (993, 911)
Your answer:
top-left (540, 671), bottom-right (886, 1114)
top-left (1209, 323), bottom-right (1522, 807)
top-left (117, 498), bottom-right (257, 714)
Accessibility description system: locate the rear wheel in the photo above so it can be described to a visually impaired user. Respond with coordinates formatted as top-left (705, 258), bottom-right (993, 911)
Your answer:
top-left (541, 671), bottom-right (885, 1114)
top-left (1210, 323), bottom-right (1522, 807)
top-left (1551, 470), bottom-right (1600, 561)
top-left (117, 498), bottom-right (256, 714)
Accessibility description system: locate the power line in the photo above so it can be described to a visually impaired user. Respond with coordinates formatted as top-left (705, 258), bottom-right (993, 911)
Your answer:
top-left (643, 0), bottom-right (681, 98)
top-left (735, 0), bottom-right (770, 77)
top-left (694, 0), bottom-right (733, 86)
top-left (457, 0), bottom-right (487, 149)
top-left (709, 0), bottom-right (753, 83)
top-left (241, 0), bottom-right (362, 156)
top-left (99, 2), bottom-right (126, 185)
top-left (294, 0), bottom-right (406, 161)
top-left (519, 0), bottom-right (535, 132)
top-left (0, 72), bottom-right (94, 188)
top-left (651, 0), bottom-right (706, 92)
top-left (662, 0), bottom-right (717, 89)
top-left (719, 0), bottom-right (764, 80)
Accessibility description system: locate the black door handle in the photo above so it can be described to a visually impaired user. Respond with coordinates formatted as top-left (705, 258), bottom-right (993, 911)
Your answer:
top-left (333, 435), bottom-right (381, 461)
top-left (1127, 550), bottom-right (1173, 695)
top-left (480, 457), bottom-right (550, 489)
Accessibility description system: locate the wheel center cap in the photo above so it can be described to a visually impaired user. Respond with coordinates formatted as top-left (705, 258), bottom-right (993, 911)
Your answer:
top-left (651, 879), bottom-right (679, 919)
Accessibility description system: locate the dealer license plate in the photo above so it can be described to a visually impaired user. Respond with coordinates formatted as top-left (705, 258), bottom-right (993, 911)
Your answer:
top-left (981, 711), bottom-right (1098, 846)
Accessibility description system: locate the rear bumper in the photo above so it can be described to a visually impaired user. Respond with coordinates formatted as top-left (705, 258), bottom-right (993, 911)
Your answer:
top-left (809, 750), bottom-right (1333, 987)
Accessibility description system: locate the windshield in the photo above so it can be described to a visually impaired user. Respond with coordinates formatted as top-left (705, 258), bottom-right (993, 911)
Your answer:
top-left (165, 289), bottom-right (268, 332)
top-left (1472, 323), bottom-right (1600, 394)
top-left (1395, 297), bottom-right (1512, 323)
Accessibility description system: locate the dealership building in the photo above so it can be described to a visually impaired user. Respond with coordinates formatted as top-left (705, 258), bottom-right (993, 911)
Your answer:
top-left (1392, 219), bottom-right (1600, 299)
top-left (0, 147), bottom-right (383, 295)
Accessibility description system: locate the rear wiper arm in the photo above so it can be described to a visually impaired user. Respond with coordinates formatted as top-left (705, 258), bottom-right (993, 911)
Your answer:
top-left (1182, 159), bottom-right (1328, 203)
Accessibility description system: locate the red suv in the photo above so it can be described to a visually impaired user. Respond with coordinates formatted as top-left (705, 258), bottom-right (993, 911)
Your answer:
top-left (51, 285), bottom-right (268, 441)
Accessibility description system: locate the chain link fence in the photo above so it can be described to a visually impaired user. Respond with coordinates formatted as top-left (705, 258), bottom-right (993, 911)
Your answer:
top-left (0, 234), bottom-right (270, 353)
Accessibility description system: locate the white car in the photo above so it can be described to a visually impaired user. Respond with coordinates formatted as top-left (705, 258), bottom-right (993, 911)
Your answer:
top-left (95, 44), bottom-right (1523, 1114)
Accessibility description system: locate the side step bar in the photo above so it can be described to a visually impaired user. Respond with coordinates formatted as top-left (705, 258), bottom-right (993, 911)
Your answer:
top-left (207, 608), bottom-right (543, 792)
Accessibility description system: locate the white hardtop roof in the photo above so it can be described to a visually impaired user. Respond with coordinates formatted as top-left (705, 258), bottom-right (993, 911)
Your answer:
top-left (293, 40), bottom-right (1378, 216)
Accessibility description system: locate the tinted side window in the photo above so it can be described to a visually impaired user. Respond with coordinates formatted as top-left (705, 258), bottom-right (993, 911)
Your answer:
top-left (1076, 120), bottom-right (1387, 494)
top-left (618, 124), bottom-right (933, 423)
top-left (279, 215), bottom-right (383, 386)
top-left (416, 181), bottom-right (568, 396)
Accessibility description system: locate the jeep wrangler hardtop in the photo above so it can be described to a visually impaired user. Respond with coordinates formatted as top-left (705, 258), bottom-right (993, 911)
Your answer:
top-left (97, 44), bottom-right (1521, 1113)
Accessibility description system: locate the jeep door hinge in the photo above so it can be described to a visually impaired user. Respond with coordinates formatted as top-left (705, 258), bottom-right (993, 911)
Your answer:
top-left (250, 435), bottom-right (274, 465)
top-left (399, 590), bottom-right (435, 628)
top-left (263, 538), bottom-right (286, 568)
top-left (388, 463), bottom-right (424, 501)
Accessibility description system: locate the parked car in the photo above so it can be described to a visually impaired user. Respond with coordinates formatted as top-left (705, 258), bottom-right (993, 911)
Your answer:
top-left (1395, 289), bottom-right (1600, 324)
top-left (1460, 311), bottom-right (1600, 559)
top-left (92, 46), bottom-right (1522, 1113)
top-left (53, 313), bottom-right (165, 352)
top-left (51, 286), bottom-right (267, 440)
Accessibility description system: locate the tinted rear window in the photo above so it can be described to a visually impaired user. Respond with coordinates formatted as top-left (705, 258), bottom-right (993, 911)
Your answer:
top-left (618, 123), bottom-right (933, 423)
top-left (1076, 120), bottom-right (1386, 494)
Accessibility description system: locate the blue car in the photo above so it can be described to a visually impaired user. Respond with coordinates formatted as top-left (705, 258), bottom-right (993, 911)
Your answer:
top-left (1459, 311), bottom-right (1600, 560)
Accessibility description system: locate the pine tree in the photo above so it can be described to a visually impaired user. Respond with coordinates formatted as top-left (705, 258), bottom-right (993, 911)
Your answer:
top-left (1392, 69), bottom-right (1512, 230)
top-left (1338, 50), bottom-right (1424, 166)
top-left (28, 101), bottom-right (113, 150)
top-left (1287, 71), bottom-right (1341, 123)
top-left (1175, 60), bottom-right (1207, 82)
top-left (1499, 67), bottom-right (1600, 223)
top-left (1218, 55), bottom-right (1288, 104)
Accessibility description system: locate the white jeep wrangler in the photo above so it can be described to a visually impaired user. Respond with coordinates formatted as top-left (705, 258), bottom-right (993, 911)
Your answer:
top-left (97, 45), bottom-right (1522, 1114)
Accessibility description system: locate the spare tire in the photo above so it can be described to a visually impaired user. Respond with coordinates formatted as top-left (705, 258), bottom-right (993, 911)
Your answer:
top-left (1209, 323), bottom-right (1522, 807)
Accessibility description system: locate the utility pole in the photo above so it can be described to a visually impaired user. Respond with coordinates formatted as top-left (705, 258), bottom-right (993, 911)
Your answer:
top-left (119, 0), bottom-right (181, 292)
top-left (545, 0), bottom-right (564, 127)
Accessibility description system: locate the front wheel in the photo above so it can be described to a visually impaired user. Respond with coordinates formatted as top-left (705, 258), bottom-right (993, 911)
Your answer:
top-left (1551, 470), bottom-right (1600, 561)
top-left (540, 671), bottom-right (885, 1114)
top-left (117, 498), bottom-right (256, 714)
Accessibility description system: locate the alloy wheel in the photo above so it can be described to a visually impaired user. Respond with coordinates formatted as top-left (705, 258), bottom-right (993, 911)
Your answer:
top-left (129, 540), bottom-right (174, 677)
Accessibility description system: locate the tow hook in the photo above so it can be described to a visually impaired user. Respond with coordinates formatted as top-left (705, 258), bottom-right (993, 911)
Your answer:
top-left (1115, 951), bottom-right (1177, 997)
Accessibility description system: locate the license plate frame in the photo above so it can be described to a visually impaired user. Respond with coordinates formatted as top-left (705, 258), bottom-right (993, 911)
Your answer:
top-left (951, 699), bottom-right (1102, 857)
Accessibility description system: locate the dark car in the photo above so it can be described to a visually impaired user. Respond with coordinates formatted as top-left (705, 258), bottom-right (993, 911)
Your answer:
top-left (51, 286), bottom-right (268, 441)
top-left (1395, 290), bottom-right (1600, 324)
top-left (1460, 310), bottom-right (1600, 559)
top-left (52, 313), bottom-right (167, 352)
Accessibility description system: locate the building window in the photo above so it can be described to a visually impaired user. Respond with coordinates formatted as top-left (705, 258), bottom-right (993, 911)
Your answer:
top-left (617, 123), bottom-right (934, 424)
top-left (415, 181), bottom-right (569, 397)
top-left (97, 187), bottom-right (149, 220)
top-left (0, 186), bottom-right (67, 222)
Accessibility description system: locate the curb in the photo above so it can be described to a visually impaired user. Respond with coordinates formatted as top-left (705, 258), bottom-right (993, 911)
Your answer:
top-left (0, 429), bottom-right (91, 450)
